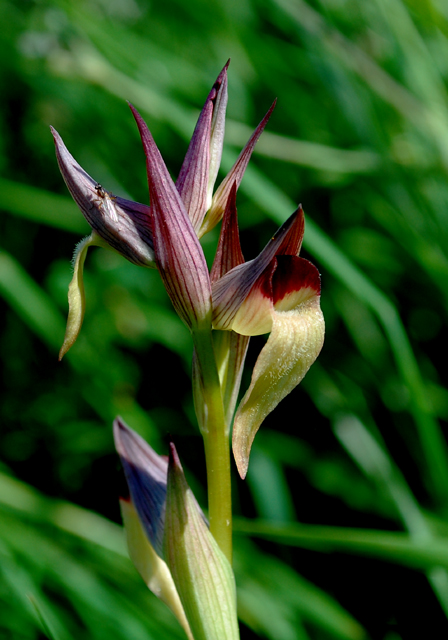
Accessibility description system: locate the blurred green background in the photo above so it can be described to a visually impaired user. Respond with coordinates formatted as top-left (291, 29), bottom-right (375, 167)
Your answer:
top-left (2, 0), bottom-right (448, 638)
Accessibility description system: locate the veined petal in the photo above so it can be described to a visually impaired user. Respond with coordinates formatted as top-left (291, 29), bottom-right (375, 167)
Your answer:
top-left (59, 231), bottom-right (107, 360)
top-left (119, 497), bottom-right (194, 640)
top-left (199, 100), bottom-right (276, 238)
top-left (232, 293), bottom-right (325, 479)
top-left (212, 207), bottom-right (303, 331)
top-left (164, 443), bottom-right (240, 640)
top-left (207, 61), bottom-right (229, 209)
top-left (51, 127), bottom-right (155, 267)
top-left (130, 105), bottom-right (212, 330)
top-left (113, 417), bottom-right (168, 558)
top-left (177, 61), bottom-right (229, 233)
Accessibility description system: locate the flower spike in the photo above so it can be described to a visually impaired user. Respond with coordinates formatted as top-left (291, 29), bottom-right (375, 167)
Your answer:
top-left (114, 418), bottom-right (238, 640)
top-left (114, 417), bottom-right (168, 557)
top-left (130, 104), bottom-right (212, 331)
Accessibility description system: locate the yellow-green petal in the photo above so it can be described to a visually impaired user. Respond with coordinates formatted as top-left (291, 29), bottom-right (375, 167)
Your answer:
top-left (232, 296), bottom-right (325, 479)
top-left (120, 498), bottom-right (194, 640)
top-left (59, 232), bottom-right (106, 360)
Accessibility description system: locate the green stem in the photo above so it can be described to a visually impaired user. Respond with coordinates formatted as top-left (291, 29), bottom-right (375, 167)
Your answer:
top-left (193, 329), bottom-right (232, 564)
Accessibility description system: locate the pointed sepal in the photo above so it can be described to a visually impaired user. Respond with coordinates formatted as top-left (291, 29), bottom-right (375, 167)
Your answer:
top-left (113, 417), bottom-right (168, 557)
top-left (164, 443), bottom-right (240, 640)
top-left (199, 101), bottom-right (276, 238)
top-left (130, 105), bottom-right (212, 331)
top-left (51, 127), bottom-right (155, 267)
top-left (114, 419), bottom-right (196, 638)
top-left (177, 61), bottom-right (229, 233)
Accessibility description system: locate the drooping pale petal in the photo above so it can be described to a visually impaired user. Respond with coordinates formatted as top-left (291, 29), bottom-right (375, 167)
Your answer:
top-left (232, 268), bottom-right (324, 479)
top-left (59, 231), bottom-right (109, 360)
top-left (211, 207), bottom-right (304, 332)
top-left (199, 100), bottom-right (277, 238)
top-left (164, 443), bottom-right (240, 640)
top-left (176, 61), bottom-right (229, 233)
top-left (130, 105), bottom-right (212, 331)
top-left (113, 417), bottom-right (168, 557)
top-left (119, 497), bottom-right (194, 640)
top-left (51, 127), bottom-right (155, 267)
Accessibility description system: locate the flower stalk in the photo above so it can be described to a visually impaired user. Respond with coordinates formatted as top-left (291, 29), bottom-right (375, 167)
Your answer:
top-left (192, 328), bottom-right (233, 562)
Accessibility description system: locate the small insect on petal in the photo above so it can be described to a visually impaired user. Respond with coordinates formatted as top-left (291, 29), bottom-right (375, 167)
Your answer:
top-left (93, 183), bottom-right (119, 222)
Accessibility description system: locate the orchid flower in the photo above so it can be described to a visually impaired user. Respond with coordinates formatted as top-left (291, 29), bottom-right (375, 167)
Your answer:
top-left (212, 188), bottom-right (325, 479)
top-left (114, 418), bottom-right (239, 640)
top-left (52, 61), bottom-right (274, 356)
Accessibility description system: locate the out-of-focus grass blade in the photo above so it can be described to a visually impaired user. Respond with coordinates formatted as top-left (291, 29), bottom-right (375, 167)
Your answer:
top-left (0, 178), bottom-right (88, 233)
top-left (373, 0), bottom-right (447, 107)
top-left (225, 122), bottom-right (381, 174)
top-left (0, 250), bottom-right (65, 351)
top-left (0, 470), bottom-right (126, 556)
top-left (335, 415), bottom-right (430, 537)
top-left (28, 594), bottom-right (68, 640)
top-left (335, 413), bottom-right (448, 614)
top-left (42, 9), bottom-right (383, 179)
top-left (247, 446), bottom-right (296, 522)
top-left (235, 540), bottom-right (366, 640)
top-left (234, 518), bottom-right (448, 571)
top-left (272, 0), bottom-right (448, 167)
top-left (237, 581), bottom-right (312, 640)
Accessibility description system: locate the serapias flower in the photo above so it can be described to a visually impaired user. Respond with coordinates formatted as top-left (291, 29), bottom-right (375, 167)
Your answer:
top-left (212, 190), bottom-right (325, 478)
top-left (53, 61), bottom-right (274, 354)
top-left (114, 418), bottom-right (239, 640)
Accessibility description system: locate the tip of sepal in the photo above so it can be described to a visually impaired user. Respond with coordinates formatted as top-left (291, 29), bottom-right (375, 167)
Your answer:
top-left (168, 441), bottom-right (182, 475)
